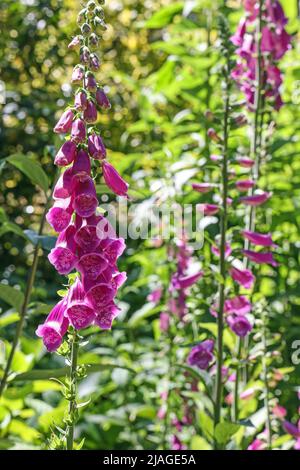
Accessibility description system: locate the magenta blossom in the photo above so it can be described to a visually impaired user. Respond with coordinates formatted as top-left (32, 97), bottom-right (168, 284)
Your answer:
top-left (88, 133), bottom-right (106, 160)
top-left (243, 250), bottom-right (278, 267)
top-left (48, 225), bottom-right (78, 275)
top-left (96, 87), bottom-right (111, 109)
top-left (192, 183), bottom-right (214, 193)
top-left (224, 296), bottom-right (251, 315)
top-left (227, 315), bottom-right (252, 337)
top-left (71, 118), bottom-right (86, 144)
top-left (283, 421), bottom-right (300, 438)
top-left (236, 179), bottom-right (255, 191)
top-left (230, 266), bottom-right (255, 289)
top-left (236, 157), bottom-right (255, 168)
top-left (188, 340), bottom-right (214, 370)
top-left (54, 109), bottom-right (74, 134)
top-left (159, 312), bottom-right (170, 332)
top-left (36, 299), bottom-right (69, 352)
top-left (102, 161), bottom-right (129, 197)
top-left (54, 140), bottom-right (77, 167)
top-left (242, 230), bottom-right (276, 247)
top-left (240, 192), bottom-right (271, 206)
top-left (199, 203), bottom-right (220, 216)
top-left (66, 278), bottom-right (95, 330)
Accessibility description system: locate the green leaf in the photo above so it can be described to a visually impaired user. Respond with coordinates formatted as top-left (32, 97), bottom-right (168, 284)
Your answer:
top-left (24, 230), bottom-right (56, 251)
top-left (128, 302), bottom-right (162, 328)
top-left (145, 3), bottom-right (183, 29)
top-left (190, 436), bottom-right (212, 450)
top-left (0, 221), bottom-right (28, 240)
top-left (0, 284), bottom-right (24, 313)
top-left (7, 154), bottom-right (49, 194)
top-left (214, 422), bottom-right (241, 445)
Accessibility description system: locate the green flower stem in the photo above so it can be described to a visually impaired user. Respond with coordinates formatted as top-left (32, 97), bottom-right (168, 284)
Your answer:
top-left (0, 183), bottom-right (55, 397)
top-left (214, 37), bottom-right (231, 431)
top-left (66, 329), bottom-right (79, 451)
top-left (262, 315), bottom-right (272, 450)
top-left (233, 0), bottom-right (264, 421)
top-left (233, 338), bottom-right (242, 422)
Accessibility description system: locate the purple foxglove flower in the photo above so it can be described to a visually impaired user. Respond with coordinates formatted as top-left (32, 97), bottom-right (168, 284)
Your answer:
top-left (54, 140), bottom-right (77, 166)
top-left (71, 65), bottom-right (85, 85)
top-left (159, 312), bottom-right (170, 332)
top-left (230, 18), bottom-right (247, 46)
top-left (230, 266), bottom-right (255, 289)
top-left (48, 225), bottom-right (78, 275)
top-left (242, 230), bottom-right (276, 247)
top-left (224, 296), bottom-right (251, 315)
top-left (273, 29), bottom-right (291, 60)
top-left (85, 282), bottom-right (116, 310)
top-left (36, 299), bottom-right (69, 352)
top-left (187, 340), bottom-right (214, 370)
top-left (199, 204), bottom-right (219, 216)
top-left (85, 72), bottom-right (97, 92)
top-left (99, 238), bottom-right (126, 264)
top-left (71, 118), bottom-right (86, 143)
top-left (236, 157), bottom-right (255, 168)
top-left (83, 100), bottom-right (98, 124)
top-left (75, 224), bottom-right (101, 253)
top-left (94, 302), bottom-right (120, 330)
top-left (236, 179), bottom-right (255, 191)
top-left (46, 198), bottom-right (73, 233)
top-left (74, 90), bottom-right (87, 111)
top-left (147, 287), bottom-right (163, 304)
top-left (53, 168), bottom-right (73, 200)
top-left (283, 421), bottom-right (300, 438)
top-left (72, 175), bottom-right (98, 218)
top-left (237, 34), bottom-right (254, 59)
top-left (211, 242), bottom-right (232, 259)
top-left (261, 26), bottom-right (274, 53)
top-left (243, 250), bottom-right (278, 267)
top-left (248, 439), bottom-right (265, 451)
top-left (68, 35), bottom-right (82, 50)
top-left (240, 192), bottom-right (271, 206)
top-left (192, 183), bottom-right (214, 193)
top-left (77, 252), bottom-right (108, 280)
top-left (171, 435), bottom-right (187, 451)
top-left (227, 315), bottom-right (252, 337)
top-left (66, 278), bottom-right (95, 330)
top-left (72, 149), bottom-right (91, 177)
top-left (80, 46), bottom-right (90, 65)
top-left (88, 133), bottom-right (106, 160)
top-left (90, 53), bottom-right (101, 71)
top-left (172, 272), bottom-right (203, 290)
top-left (111, 271), bottom-right (127, 290)
top-left (267, 0), bottom-right (288, 27)
top-left (96, 87), bottom-right (111, 109)
top-left (273, 404), bottom-right (287, 419)
top-left (102, 161), bottom-right (129, 197)
top-left (53, 109), bottom-right (74, 134)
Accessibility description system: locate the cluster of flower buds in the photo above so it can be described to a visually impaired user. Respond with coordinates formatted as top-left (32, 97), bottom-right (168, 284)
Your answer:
top-left (36, 0), bottom-right (129, 352)
top-left (231, 0), bottom-right (291, 110)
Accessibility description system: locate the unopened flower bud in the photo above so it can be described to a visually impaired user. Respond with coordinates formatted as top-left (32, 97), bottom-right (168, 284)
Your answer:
top-left (84, 100), bottom-right (98, 123)
top-left (77, 9), bottom-right (87, 25)
top-left (74, 90), bottom-right (88, 111)
top-left (72, 65), bottom-right (84, 85)
top-left (90, 53), bottom-right (101, 71)
top-left (81, 22), bottom-right (92, 37)
top-left (89, 33), bottom-right (99, 50)
top-left (94, 17), bottom-right (107, 32)
top-left (207, 128), bottom-right (221, 142)
top-left (85, 72), bottom-right (97, 92)
top-left (68, 35), bottom-right (82, 50)
top-left (80, 46), bottom-right (90, 65)
top-left (96, 87), bottom-right (111, 109)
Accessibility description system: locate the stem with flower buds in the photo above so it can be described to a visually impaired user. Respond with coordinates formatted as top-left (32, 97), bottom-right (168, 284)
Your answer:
top-left (66, 329), bottom-right (79, 450)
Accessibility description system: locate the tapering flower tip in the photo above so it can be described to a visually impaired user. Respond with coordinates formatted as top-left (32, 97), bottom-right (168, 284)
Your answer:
top-left (99, 238), bottom-right (126, 263)
top-left (172, 272), bottom-right (203, 290)
top-left (94, 302), bottom-right (120, 330)
top-left (75, 224), bottom-right (101, 252)
top-left (73, 175), bottom-right (98, 218)
top-left (36, 299), bottom-right (69, 352)
top-left (46, 199), bottom-right (73, 233)
top-left (192, 183), bottom-right (214, 193)
top-left (199, 203), bottom-right (219, 216)
top-left (230, 266), bottom-right (255, 289)
top-left (243, 250), bottom-right (279, 267)
top-left (227, 315), bottom-right (252, 337)
top-left (147, 287), bottom-right (163, 304)
top-left (72, 149), bottom-right (91, 178)
top-left (71, 118), bottom-right (86, 144)
top-left (211, 242), bottom-right (232, 259)
top-left (74, 90), bottom-right (88, 112)
top-left (224, 296), bottom-right (251, 315)
top-left (83, 100), bottom-right (98, 124)
top-left (96, 87), bottom-right (111, 109)
top-left (235, 179), bottom-right (255, 191)
top-left (86, 282), bottom-right (116, 311)
top-left (102, 161), bottom-right (129, 197)
top-left (230, 18), bottom-right (247, 46)
top-left (283, 421), bottom-right (300, 438)
top-left (207, 128), bottom-right (221, 142)
top-left (68, 35), bottom-right (82, 50)
top-left (77, 252), bottom-right (108, 281)
top-left (159, 312), bottom-right (170, 332)
top-left (54, 140), bottom-right (77, 167)
top-left (71, 65), bottom-right (85, 85)
top-left (236, 157), bottom-right (255, 168)
top-left (240, 192), bottom-right (271, 206)
top-left (66, 278), bottom-right (95, 330)
top-left (242, 230), bottom-right (276, 247)
top-left (88, 133), bottom-right (106, 160)
top-left (85, 72), bottom-right (97, 92)
top-left (48, 225), bottom-right (77, 275)
top-left (53, 109), bottom-right (74, 134)
top-left (53, 168), bottom-right (73, 200)
top-left (187, 340), bottom-right (214, 370)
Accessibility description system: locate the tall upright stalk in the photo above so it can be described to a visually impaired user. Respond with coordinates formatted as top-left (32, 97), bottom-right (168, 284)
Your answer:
top-left (214, 31), bottom-right (231, 430)
top-left (0, 184), bottom-right (54, 397)
top-left (262, 313), bottom-right (272, 450)
top-left (233, 0), bottom-right (264, 421)
top-left (66, 329), bottom-right (79, 451)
